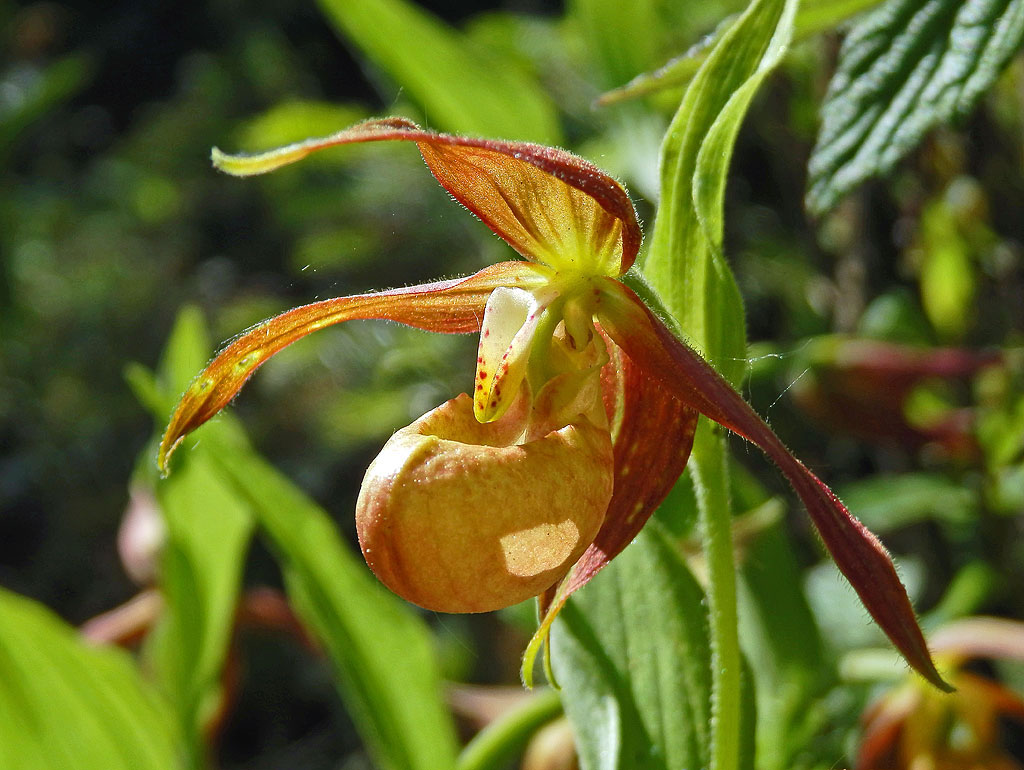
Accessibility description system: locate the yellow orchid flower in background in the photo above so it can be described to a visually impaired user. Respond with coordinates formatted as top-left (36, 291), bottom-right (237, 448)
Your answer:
top-left (857, 617), bottom-right (1024, 770)
top-left (158, 117), bottom-right (950, 691)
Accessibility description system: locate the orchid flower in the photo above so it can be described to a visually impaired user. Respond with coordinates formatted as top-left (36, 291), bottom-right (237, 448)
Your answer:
top-left (158, 117), bottom-right (949, 691)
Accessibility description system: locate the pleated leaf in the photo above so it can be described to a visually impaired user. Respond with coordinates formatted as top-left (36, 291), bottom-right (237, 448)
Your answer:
top-left (550, 523), bottom-right (715, 770)
top-left (807, 0), bottom-right (1024, 214)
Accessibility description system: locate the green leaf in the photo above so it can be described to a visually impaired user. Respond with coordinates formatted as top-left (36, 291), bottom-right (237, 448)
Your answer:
top-left (595, 32), bottom-right (720, 108)
top-left (918, 194), bottom-right (975, 339)
top-left (638, 5), bottom-right (798, 770)
top-left (0, 588), bottom-right (183, 770)
top-left (211, 443), bottom-right (460, 770)
top-left (238, 101), bottom-right (369, 153)
top-left (143, 308), bottom-right (254, 758)
top-left (597, 0), bottom-right (880, 107)
top-left (147, 445), bottom-right (253, 755)
top-left (569, 0), bottom-right (662, 89)
top-left (317, 0), bottom-right (561, 142)
top-left (156, 305), bottom-right (215, 418)
top-left (806, 0), bottom-right (1024, 214)
top-left (644, 0), bottom-right (798, 386)
top-left (148, 308), bottom-right (456, 770)
top-left (796, 0), bottom-right (888, 36)
top-left (550, 523), bottom-right (714, 770)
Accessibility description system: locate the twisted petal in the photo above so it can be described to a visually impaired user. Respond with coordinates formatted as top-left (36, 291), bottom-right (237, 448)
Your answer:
top-left (212, 117), bottom-right (643, 275)
top-left (523, 339), bottom-right (698, 686)
top-left (158, 261), bottom-right (542, 472)
top-left (593, 278), bottom-right (953, 692)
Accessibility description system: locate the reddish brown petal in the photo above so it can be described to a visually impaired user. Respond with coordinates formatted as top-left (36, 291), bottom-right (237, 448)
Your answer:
top-left (523, 340), bottom-right (698, 685)
top-left (565, 341), bottom-right (698, 593)
top-left (214, 117), bottom-right (642, 275)
top-left (159, 261), bottom-right (539, 473)
top-left (595, 278), bottom-right (953, 692)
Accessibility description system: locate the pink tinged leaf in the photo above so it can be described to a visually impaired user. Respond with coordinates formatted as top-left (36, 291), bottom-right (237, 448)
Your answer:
top-left (212, 117), bottom-right (643, 275)
top-left (522, 339), bottom-right (698, 686)
top-left (593, 278), bottom-right (954, 692)
top-left (158, 261), bottom-right (542, 473)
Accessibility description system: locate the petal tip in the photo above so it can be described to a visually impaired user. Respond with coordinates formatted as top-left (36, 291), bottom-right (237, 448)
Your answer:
top-left (920, 664), bottom-right (957, 694)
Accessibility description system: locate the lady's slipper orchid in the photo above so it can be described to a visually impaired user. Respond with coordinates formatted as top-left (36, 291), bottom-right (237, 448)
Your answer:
top-left (158, 117), bottom-right (950, 690)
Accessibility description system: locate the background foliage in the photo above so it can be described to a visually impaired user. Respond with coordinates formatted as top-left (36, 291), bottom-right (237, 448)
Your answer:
top-left (2, 0), bottom-right (1023, 767)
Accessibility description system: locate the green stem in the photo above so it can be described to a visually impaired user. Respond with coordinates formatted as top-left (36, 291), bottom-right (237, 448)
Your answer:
top-left (692, 422), bottom-right (741, 770)
top-left (455, 688), bottom-right (563, 770)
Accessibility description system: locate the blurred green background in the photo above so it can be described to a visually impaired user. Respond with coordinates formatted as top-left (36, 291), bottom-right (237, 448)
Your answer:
top-left (3, 0), bottom-right (1024, 766)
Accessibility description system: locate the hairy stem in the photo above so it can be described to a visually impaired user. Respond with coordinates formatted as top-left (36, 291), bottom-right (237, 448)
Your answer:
top-left (692, 422), bottom-right (740, 770)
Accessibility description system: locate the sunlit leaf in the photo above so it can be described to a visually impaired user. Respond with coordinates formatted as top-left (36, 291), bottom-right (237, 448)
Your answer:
top-left (644, 0), bottom-right (798, 384)
top-left (238, 100), bottom-right (369, 159)
top-left (806, 0), bottom-right (1024, 214)
top-left (147, 450), bottom-right (253, 753)
top-left (149, 308), bottom-right (458, 770)
top-left (0, 588), bottom-right (183, 770)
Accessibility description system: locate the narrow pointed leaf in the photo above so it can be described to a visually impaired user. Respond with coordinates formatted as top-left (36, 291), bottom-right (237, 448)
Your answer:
top-left (136, 309), bottom-right (253, 757)
top-left (316, 0), bottom-right (560, 142)
top-left (597, 280), bottom-right (952, 691)
top-left (159, 261), bottom-right (536, 472)
top-left (0, 588), bottom-right (183, 770)
top-left (807, 0), bottom-right (1024, 214)
top-left (643, 0), bottom-right (798, 385)
top-left (213, 117), bottom-right (643, 275)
